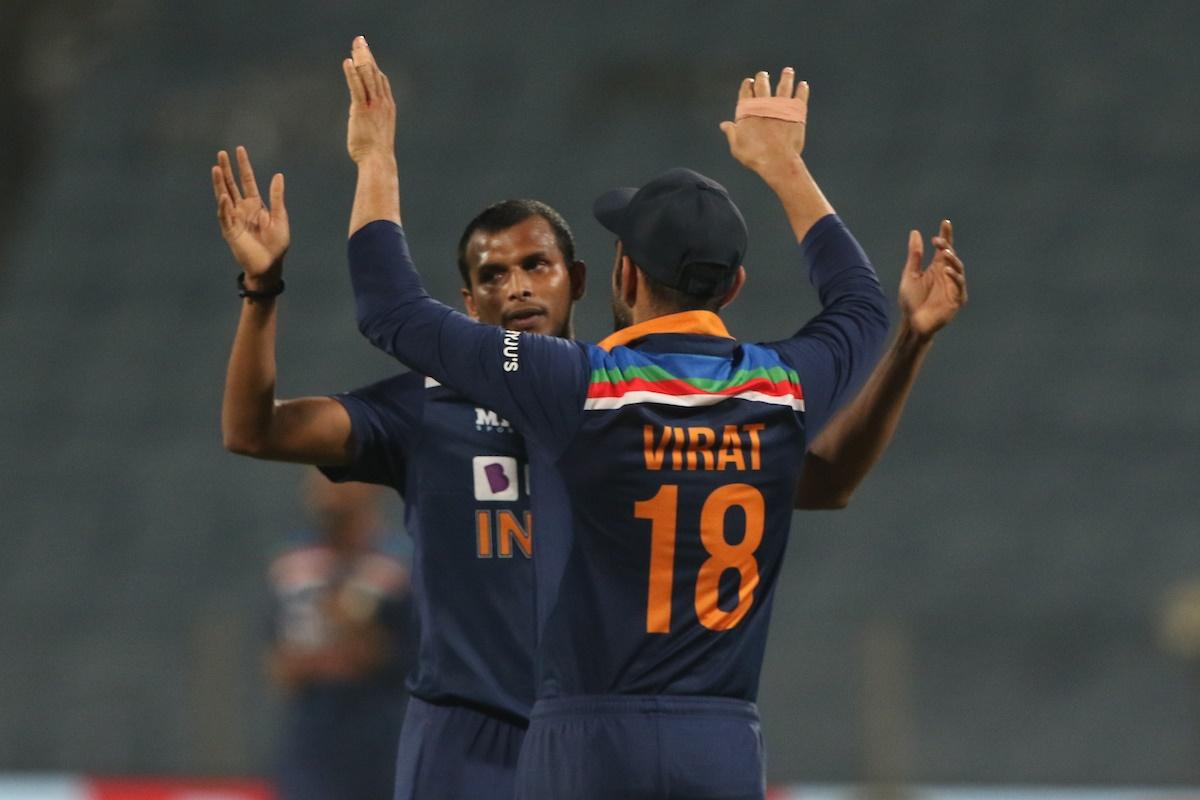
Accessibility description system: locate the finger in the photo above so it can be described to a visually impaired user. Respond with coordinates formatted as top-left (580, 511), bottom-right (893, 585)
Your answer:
top-left (352, 34), bottom-right (377, 67)
top-left (211, 165), bottom-right (228, 206)
top-left (352, 36), bottom-right (379, 102)
top-left (796, 80), bottom-right (809, 104)
top-left (776, 67), bottom-right (795, 98)
top-left (753, 70), bottom-right (770, 98)
top-left (217, 193), bottom-right (236, 232)
top-left (719, 121), bottom-right (737, 148)
top-left (738, 77), bottom-right (753, 101)
top-left (343, 58), bottom-right (366, 105)
top-left (941, 219), bottom-right (953, 248)
top-left (217, 150), bottom-right (242, 202)
top-left (942, 250), bottom-right (964, 273)
top-left (380, 71), bottom-right (394, 105)
top-left (946, 268), bottom-right (968, 302)
top-left (269, 173), bottom-right (286, 222)
top-left (905, 229), bottom-right (923, 275)
top-left (356, 63), bottom-right (379, 104)
top-left (235, 145), bottom-right (260, 199)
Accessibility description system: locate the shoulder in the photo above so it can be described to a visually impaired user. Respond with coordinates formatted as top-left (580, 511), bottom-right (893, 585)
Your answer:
top-left (336, 370), bottom-right (427, 412)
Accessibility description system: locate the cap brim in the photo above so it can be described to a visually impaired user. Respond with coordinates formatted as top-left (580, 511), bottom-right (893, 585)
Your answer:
top-left (592, 187), bottom-right (638, 235)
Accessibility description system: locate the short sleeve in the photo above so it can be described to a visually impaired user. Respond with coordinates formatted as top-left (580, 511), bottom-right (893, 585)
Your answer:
top-left (318, 372), bottom-right (425, 490)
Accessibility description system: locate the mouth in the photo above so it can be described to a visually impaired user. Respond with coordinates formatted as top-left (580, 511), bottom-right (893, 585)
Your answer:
top-left (503, 307), bottom-right (548, 332)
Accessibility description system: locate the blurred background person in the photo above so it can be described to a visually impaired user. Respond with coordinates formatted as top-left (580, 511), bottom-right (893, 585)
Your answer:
top-left (266, 471), bottom-right (415, 800)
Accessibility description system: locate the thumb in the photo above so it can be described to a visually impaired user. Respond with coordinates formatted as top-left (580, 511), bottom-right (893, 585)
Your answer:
top-left (904, 229), bottom-right (923, 275)
top-left (719, 121), bottom-right (736, 148)
top-left (270, 173), bottom-right (287, 221)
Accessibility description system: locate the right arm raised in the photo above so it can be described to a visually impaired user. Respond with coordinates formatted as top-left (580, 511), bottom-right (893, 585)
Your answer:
top-left (214, 146), bottom-right (354, 465)
top-left (720, 69), bottom-right (833, 245)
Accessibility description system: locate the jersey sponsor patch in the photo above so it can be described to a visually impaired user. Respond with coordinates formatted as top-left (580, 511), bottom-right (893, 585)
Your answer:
top-left (475, 407), bottom-right (514, 432)
top-left (472, 456), bottom-right (520, 501)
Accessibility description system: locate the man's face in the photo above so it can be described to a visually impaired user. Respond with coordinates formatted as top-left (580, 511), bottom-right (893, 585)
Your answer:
top-left (461, 216), bottom-right (584, 338)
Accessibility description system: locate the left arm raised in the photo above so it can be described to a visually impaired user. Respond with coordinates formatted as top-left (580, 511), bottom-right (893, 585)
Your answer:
top-left (796, 220), bottom-right (967, 509)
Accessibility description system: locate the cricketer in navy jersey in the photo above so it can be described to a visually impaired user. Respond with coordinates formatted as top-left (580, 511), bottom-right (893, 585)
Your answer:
top-left (213, 137), bottom-right (587, 796)
top-left (348, 211), bottom-right (886, 697)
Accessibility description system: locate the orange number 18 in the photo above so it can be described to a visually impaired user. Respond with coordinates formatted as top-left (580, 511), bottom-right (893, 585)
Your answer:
top-left (634, 483), bottom-right (765, 634)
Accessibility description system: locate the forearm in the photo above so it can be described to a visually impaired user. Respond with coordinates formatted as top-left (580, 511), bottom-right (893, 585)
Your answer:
top-left (222, 298), bottom-right (280, 455)
top-left (349, 154), bottom-right (401, 237)
top-left (796, 322), bottom-right (932, 508)
top-left (758, 155), bottom-right (835, 245)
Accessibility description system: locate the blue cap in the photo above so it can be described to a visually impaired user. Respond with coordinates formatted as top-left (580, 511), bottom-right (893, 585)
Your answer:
top-left (593, 168), bottom-right (748, 295)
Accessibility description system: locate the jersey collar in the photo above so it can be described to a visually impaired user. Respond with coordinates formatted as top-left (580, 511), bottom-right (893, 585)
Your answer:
top-left (596, 310), bottom-right (734, 352)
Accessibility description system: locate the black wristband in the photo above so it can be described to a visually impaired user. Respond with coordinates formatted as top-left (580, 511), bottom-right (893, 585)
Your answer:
top-left (238, 272), bottom-right (285, 300)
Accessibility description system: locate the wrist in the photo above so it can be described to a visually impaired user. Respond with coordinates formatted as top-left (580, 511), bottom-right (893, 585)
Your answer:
top-left (239, 269), bottom-right (285, 301)
top-left (354, 151), bottom-right (397, 171)
top-left (242, 261), bottom-right (284, 293)
top-left (896, 319), bottom-right (935, 350)
top-left (756, 153), bottom-right (807, 189)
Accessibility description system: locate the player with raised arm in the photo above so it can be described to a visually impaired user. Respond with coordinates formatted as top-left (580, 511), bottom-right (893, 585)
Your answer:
top-left (213, 146), bottom-right (585, 798)
top-left (340, 37), bottom-right (963, 799)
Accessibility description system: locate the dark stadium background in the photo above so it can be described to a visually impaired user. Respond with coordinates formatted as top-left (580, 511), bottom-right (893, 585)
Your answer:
top-left (1, 0), bottom-right (1197, 788)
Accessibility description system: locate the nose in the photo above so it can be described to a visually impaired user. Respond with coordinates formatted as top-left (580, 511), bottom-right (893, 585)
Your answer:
top-left (503, 268), bottom-right (533, 299)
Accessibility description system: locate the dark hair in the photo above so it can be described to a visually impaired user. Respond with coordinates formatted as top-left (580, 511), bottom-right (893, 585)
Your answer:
top-left (639, 266), bottom-right (727, 314)
top-left (456, 199), bottom-right (577, 286)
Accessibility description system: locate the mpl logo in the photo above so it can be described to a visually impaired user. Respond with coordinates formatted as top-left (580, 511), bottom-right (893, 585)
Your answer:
top-left (472, 456), bottom-right (520, 501)
top-left (475, 407), bottom-right (513, 433)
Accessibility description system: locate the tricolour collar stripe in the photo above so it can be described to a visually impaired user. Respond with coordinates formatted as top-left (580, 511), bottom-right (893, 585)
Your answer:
top-left (588, 375), bottom-right (802, 400)
top-left (583, 390), bottom-right (804, 411)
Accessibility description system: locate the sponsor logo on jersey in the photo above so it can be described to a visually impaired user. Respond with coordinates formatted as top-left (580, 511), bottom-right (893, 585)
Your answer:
top-left (475, 407), bottom-right (513, 433)
top-left (472, 456), bottom-right (520, 501)
top-left (502, 330), bottom-right (521, 372)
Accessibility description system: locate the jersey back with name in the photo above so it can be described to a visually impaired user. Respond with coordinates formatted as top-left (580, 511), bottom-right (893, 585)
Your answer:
top-left (538, 334), bottom-right (806, 702)
top-left (346, 216), bottom-right (889, 708)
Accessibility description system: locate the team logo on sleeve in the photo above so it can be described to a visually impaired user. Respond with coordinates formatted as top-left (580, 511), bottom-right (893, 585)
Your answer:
top-left (473, 456), bottom-right (520, 501)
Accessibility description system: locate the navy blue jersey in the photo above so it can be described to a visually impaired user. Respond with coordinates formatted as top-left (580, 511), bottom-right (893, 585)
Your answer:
top-left (348, 214), bottom-right (888, 703)
top-left (321, 373), bottom-right (536, 720)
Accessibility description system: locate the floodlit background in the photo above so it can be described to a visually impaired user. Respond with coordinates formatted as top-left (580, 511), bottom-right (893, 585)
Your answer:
top-left (1, 0), bottom-right (1198, 791)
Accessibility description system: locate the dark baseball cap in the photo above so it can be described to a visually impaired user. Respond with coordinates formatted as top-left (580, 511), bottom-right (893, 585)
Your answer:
top-left (593, 168), bottom-right (748, 295)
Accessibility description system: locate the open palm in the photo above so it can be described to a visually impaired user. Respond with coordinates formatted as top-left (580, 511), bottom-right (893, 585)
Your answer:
top-left (211, 146), bottom-right (289, 278)
top-left (899, 220), bottom-right (967, 338)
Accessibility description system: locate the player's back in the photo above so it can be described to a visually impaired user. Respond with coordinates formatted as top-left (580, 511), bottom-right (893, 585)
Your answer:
top-left (537, 314), bottom-right (806, 703)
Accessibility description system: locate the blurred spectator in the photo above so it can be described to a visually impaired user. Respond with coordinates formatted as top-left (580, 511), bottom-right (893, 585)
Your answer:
top-left (266, 470), bottom-right (415, 800)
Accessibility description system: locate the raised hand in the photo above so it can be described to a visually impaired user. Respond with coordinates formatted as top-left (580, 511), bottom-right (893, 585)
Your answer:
top-left (899, 220), bottom-right (967, 338)
top-left (211, 146), bottom-right (289, 285)
top-left (720, 68), bottom-right (809, 176)
top-left (343, 36), bottom-right (396, 164)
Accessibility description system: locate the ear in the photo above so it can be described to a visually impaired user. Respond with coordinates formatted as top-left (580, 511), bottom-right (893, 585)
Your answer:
top-left (717, 266), bottom-right (747, 309)
top-left (461, 286), bottom-right (480, 320)
top-left (568, 260), bottom-right (587, 301)
top-left (620, 256), bottom-right (638, 307)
